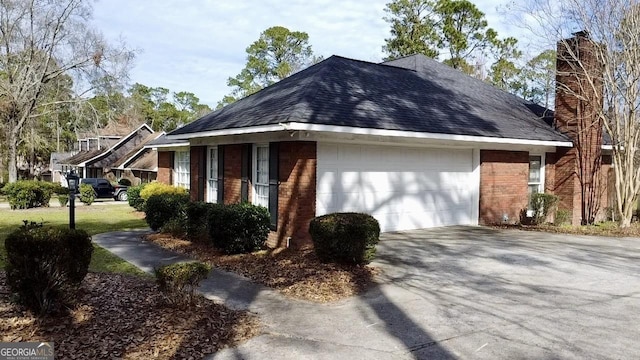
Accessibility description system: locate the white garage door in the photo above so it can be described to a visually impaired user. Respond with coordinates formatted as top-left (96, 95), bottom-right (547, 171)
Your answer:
top-left (316, 143), bottom-right (477, 232)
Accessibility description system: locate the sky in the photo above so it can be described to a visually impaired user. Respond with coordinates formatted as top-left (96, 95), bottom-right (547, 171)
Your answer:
top-left (91, 0), bottom-right (521, 107)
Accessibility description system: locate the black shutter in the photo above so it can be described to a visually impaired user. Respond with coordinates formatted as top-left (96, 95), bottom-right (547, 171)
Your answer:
top-left (268, 143), bottom-right (279, 231)
top-left (241, 144), bottom-right (251, 202)
top-left (198, 147), bottom-right (206, 201)
top-left (169, 151), bottom-right (175, 184)
top-left (217, 146), bottom-right (225, 203)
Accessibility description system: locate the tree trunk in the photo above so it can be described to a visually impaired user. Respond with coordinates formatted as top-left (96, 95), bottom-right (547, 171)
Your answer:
top-left (8, 136), bottom-right (18, 183)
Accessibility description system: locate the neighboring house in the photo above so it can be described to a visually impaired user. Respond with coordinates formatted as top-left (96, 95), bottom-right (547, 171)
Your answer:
top-left (59, 123), bottom-right (161, 183)
top-left (157, 32), bottom-right (611, 248)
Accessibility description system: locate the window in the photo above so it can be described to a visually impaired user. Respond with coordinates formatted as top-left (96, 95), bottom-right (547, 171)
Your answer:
top-left (207, 147), bottom-right (218, 203)
top-left (174, 150), bottom-right (190, 189)
top-left (253, 144), bottom-right (269, 208)
top-left (528, 155), bottom-right (545, 213)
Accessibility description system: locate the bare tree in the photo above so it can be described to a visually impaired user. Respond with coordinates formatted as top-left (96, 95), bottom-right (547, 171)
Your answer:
top-left (0, 0), bottom-right (134, 182)
top-left (513, 0), bottom-right (640, 227)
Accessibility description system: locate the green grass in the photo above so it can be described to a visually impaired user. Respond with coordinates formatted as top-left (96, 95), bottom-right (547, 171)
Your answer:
top-left (0, 203), bottom-right (148, 276)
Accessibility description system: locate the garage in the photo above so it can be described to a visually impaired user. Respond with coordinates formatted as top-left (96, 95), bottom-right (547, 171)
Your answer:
top-left (316, 143), bottom-right (479, 232)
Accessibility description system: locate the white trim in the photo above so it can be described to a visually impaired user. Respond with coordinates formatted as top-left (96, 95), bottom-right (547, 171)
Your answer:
top-left (206, 146), bottom-right (218, 203)
top-left (471, 148), bottom-right (480, 226)
top-left (252, 143), bottom-right (270, 208)
top-left (168, 122), bottom-right (573, 147)
top-left (147, 143), bottom-right (190, 150)
top-left (78, 123), bottom-right (154, 167)
top-left (602, 144), bottom-right (613, 150)
top-left (173, 150), bottom-right (190, 189)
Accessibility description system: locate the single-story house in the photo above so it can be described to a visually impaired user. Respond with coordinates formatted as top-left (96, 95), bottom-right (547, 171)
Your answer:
top-left (59, 123), bottom-right (161, 183)
top-left (157, 32), bottom-right (611, 248)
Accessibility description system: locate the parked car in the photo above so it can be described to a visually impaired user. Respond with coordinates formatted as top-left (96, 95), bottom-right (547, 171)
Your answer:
top-left (80, 178), bottom-right (115, 199)
top-left (113, 184), bottom-right (129, 201)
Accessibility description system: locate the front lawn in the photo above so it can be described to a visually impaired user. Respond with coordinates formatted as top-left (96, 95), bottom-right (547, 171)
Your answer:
top-left (0, 203), bottom-right (147, 274)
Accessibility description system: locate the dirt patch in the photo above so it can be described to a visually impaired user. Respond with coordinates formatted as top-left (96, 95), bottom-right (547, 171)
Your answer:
top-left (493, 222), bottom-right (640, 237)
top-left (0, 272), bottom-right (259, 359)
top-left (146, 234), bottom-right (379, 303)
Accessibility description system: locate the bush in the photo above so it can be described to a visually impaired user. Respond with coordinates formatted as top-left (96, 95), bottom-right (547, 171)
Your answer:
top-left (155, 262), bottom-right (211, 306)
top-left (555, 209), bottom-right (570, 226)
top-left (144, 193), bottom-right (190, 231)
top-left (529, 193), bottom-right (559, 225)
top-left (118, 178), bottom-right (132, 186)
top-left (185, 201), bottom-right (212, 243)
top-left (4, 221), bottom-right (93, 315)
top-left (78, 183), bottom-right (95, 205)
top-left (57, 194), bottom-right (69, 207)
top-left (140, 182), bottom-right (188, 201)
top-left (127, 183), bottom-right (147, 211)
top-left (208, 203), bottom-right (270, 254)
top-left (1, 180), bottom-right (57, 209)
top-left (309, 213), bottom-right (381, 264)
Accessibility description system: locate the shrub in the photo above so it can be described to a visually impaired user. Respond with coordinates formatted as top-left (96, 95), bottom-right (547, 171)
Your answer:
top-left (140, 182), bottom-right (188, 201)
top-left (118, 178), bottom-right (132, 186)
top-left (160, 218), bottom-right (187, 238)
top-left (1, 180), bottom-right (56, 209)
top-left (555, 209), bottom-right (570, 226)
top-left (309, 213), bottom-right (381, 264)
top-left (144, 193), bottom-right (190, 231)
top-left (155, 261), bottom-right (211, 306)
top-left (208, 203), bottom-right (270, 254)
top-left (78, 183), bottom-right (95, 205)
top-left (127, 183), bottom-right (147, 211)
top-left (57, 194), bottom-right (69, 207)
top-left (4, 221), bottom-right (93, 315)
top-left (185, 201), bottom-right (212, 243)
top-left (529, 193), bottom-right (559, 225)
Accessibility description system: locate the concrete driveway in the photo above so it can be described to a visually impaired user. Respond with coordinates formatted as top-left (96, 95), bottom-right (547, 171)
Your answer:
top-left (211, 226), bottom-right (640, 359)
top-left (370, 226), bottom-right (640, 359)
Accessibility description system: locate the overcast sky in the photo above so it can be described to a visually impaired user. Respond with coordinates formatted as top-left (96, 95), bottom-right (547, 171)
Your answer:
top-left (92, 0), bottom-right (521, 107)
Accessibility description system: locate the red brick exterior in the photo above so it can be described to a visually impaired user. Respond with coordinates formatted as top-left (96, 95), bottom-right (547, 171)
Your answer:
top-left (157, 151), bottom-right (172, 184)
top-left (479, 150), bottom-right (529, 225)
top-left (267, 141), bottom-right (317, 248)
top-left (554, 32), bottom-right (604, 225)
top-left (223, 144), bottom-right (243, 204)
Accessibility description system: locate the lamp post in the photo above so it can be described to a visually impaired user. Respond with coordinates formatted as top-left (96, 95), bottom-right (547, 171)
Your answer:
top-left (66, 170), bottom-right (79, 230)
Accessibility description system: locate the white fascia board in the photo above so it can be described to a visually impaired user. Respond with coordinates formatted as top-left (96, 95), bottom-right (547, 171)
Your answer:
top-left (288, 123), bottom-right (574, 147)
top-left (602, 144), bottom-right (613, 150)
top-left (146, 143), bottom-right (190, 150)
top-left (167, 122), bottom-right (574, 148)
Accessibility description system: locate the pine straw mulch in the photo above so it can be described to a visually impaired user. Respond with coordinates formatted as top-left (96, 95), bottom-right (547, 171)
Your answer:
top-left (492, 221), bottom-right (640, 237)
top-left (145, 233), bottom-right (379, 303)
top-left (0, 272), bottom-right (260, 360)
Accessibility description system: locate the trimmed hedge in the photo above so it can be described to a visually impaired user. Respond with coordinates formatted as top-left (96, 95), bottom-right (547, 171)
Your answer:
top-left (208, 203), bottom-right (270, 254)
top-left (155, 261), bottom-right (211, 306)
top-left (144, 193), bottom-right (190, 231)
top-left (529, 192), bottom-right (559, 225)
top-left (4, 221), bottom-right (93, 315)
top-left (140, 182), bottom-right (187, 201)
top-left (127, 183), bottom-right (147, 211)
top-left (1, 180), bottom-right (65, 209)
top-left (78, 183), bottom-right (95, 205)
top-left (185, 201), bottom-right (212, 243)
top-left (309, 213), bottom-right (380, 264)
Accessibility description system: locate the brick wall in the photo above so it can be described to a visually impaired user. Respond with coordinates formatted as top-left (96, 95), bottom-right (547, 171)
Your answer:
top-left (223, 144), bottom-right (243, 204)
top-left (479, 150), bottom-right (529, 225)
top-left (157, 151), bottom-right (172, 184)
top-left (267, 141), bottom-right (317, 248)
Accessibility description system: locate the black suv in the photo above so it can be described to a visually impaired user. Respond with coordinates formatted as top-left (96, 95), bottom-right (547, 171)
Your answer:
top-left (80, 178), bottom-right (115, 198)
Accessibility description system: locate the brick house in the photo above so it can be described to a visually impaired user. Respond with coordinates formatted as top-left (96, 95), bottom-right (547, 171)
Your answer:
top-left (152, 32), bottom-right (611, 248)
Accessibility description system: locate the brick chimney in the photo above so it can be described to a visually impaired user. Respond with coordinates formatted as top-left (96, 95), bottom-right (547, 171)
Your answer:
top-left (553, 31), bottom-right (604, 225)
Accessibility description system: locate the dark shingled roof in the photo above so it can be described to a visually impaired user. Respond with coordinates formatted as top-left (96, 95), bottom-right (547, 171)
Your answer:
top-left (170, 54), bottom-right (569, 143)
top-left (147, 134), bottom-right (189, 147)
top-left (59, 149), bottom-right (103, 166)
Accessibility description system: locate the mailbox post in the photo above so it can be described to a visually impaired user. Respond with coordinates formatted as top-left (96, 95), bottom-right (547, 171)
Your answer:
top-left (66, 171), bottom-right (79, 229)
